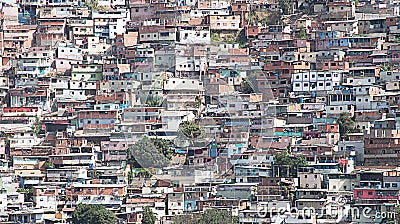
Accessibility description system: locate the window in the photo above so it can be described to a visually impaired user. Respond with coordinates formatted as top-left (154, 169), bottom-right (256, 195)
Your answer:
top-left (160, 32), bottom-right (169, 37)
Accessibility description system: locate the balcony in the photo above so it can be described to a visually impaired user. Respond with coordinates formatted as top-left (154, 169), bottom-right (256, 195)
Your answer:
top-left (63, 159), bottom-right (93, 165)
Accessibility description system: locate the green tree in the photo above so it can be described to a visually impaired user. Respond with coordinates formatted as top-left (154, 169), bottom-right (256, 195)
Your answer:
top-left (33, 116), bottom-right (41, 135)
top-left (172, 214), bottom-right (196, 224)
top-left (152, 138), bottom-right (174, 159)
top-left (337, 112), bottom-right (355, 140)
top-left (71, 204), bottom-right (117, 224)
top-left (136, 168), bottom-right (152, 178)
top-left (274, 151), bottom-right (307, 167)
top-left (127, 137), bottom-right (170, 169)
top-left (274, 151), bottom-right (307, 177)
top-left (249, 11), bottom-right (258, 24)
top-left (387, 205), bottom-right (400, 223)
top-left (267, 11), bottom-right (282, 25)
top-left (236, 29), bottom-right (247, 48)
top-left (279, 0), bottom-right (292, 14)
top-left (198, 209), bottom-right (238, 224)
top-left (381, 63), bottom-right (391, 71)
top-left (142, 206), bottom-right (156, 224)
top-left (146, 94), bottom-right (163, 107)
top-left (173, 209), bottom-right (238, 224)
top-left (178, 121), bottom-right (202, 139)
top-left (18, 187), bottom-right (33, 201)
top-left (44, 162), bottom-right (54, 169)
top-left (128, 170), bottom-right (134, 184)
top-left (84, 0), bottom-right (99, 11)
top-left (210, 32), bottom-right (222, 42)
top-left (17, 188), bottom-right (32, 194)
top-left (298, 26), bottom-right (307, 39)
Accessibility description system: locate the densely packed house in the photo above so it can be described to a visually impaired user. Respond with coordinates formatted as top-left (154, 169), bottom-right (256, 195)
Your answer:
top-left (1, 0), bottom-right (400, 223)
